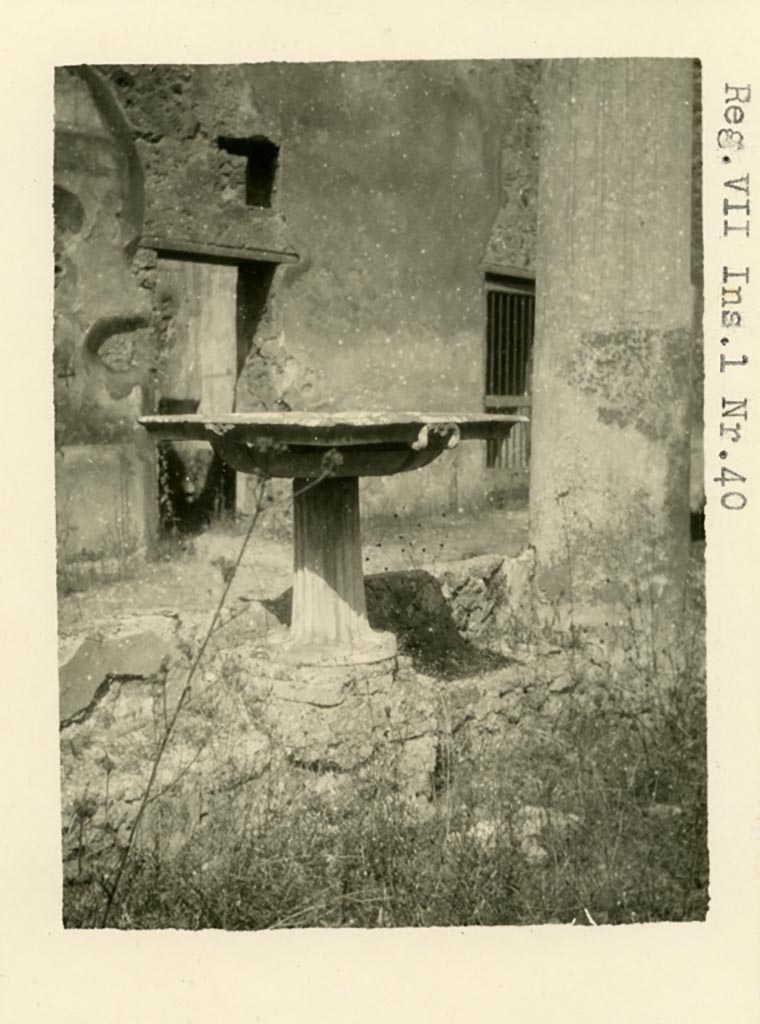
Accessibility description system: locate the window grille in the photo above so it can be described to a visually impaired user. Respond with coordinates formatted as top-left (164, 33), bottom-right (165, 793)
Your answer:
top-left (483, 272), bottom-right (535, 474)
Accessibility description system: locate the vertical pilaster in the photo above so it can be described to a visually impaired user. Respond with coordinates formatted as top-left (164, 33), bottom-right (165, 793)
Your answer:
top-left (529, 59), bottom-right (696, 635)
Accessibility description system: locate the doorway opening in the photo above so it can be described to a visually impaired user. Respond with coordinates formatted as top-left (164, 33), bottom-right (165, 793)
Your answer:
top-left (154, 253), bottom-right (277, 532)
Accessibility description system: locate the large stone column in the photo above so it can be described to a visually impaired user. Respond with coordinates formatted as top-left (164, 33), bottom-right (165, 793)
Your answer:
top-left (529, 59), bottom-right (695, 637)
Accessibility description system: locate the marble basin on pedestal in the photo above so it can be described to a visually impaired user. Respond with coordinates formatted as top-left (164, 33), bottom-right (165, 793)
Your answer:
top-left (139, 411), bottom-right (527, 666)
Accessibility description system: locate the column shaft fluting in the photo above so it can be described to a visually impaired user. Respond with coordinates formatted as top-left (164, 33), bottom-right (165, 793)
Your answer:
top-left (287, 476), bottom-right (396, 663)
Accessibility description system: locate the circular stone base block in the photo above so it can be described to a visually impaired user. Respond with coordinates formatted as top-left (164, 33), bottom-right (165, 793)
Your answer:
top-left (263, 627), bottom-right (398, 668)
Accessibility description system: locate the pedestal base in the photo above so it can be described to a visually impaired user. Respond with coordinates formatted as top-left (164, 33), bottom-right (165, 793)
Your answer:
top-left (224, 643), bottom-right (436, 792)
top-left (266, 626), bottom-right (397, 667)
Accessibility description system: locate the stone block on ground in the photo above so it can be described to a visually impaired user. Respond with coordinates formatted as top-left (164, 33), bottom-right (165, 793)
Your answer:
top-left (60, 641), bottom-right (444, 874)
top-left (433, 554), bottom-right (505, 639)
top-left (59, 613), bottom-right (182, 723)
top-left (224, 646), bottom-right (439, 788)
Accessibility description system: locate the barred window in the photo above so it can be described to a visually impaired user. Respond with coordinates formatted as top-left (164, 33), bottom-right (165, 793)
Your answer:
top-left (483, 271), bottom-right (535, 473)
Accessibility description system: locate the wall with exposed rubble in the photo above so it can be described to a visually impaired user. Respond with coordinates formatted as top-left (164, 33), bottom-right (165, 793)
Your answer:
top-left (54, 61), bottom-right (540, 565)
top-left (54, 67), bottom-right (158, 565)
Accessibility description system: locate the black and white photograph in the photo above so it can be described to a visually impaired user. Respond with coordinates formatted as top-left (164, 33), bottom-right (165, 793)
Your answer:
top-left (1, 2), bottom-right (759, 1021)
top-left (54, 56), bottom-right (707, 930)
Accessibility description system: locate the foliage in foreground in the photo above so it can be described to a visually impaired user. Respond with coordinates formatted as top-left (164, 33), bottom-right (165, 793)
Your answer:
top-left (63, 663), bottom-right (707, 930)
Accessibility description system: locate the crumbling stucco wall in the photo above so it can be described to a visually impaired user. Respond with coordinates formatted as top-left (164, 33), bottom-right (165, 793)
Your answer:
top-left (99, 60), bottom-right (541, 518)
top-left (483, 61), bottom-right (540, 273)
top-left (54, 68), bottom-right (157, 563)
top-left (53, 58), bottom-right (702, 566)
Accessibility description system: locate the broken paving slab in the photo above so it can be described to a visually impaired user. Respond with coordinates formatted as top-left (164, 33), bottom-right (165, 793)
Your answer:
top-left (58, 614), bottom-right (181, 723)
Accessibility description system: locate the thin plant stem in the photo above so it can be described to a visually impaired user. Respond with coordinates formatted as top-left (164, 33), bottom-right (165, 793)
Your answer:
top-left (99, 456), bottom-right (343, 927)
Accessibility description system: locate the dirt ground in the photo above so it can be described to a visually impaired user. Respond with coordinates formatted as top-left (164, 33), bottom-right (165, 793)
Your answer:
top-left (58, 503), bottom-right (530, 637)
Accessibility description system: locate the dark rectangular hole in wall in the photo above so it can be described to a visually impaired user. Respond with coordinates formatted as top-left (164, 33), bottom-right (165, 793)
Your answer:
top-left (218, 136), bottom-right (279, 208)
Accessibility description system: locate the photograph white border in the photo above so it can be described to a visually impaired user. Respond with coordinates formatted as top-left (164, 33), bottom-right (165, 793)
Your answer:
top-left (1, 2), bottom-right (758, 1021)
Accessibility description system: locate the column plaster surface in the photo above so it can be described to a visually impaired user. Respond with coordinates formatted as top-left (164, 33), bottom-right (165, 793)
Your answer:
top-left (529, 59), bottom-right (695, 632)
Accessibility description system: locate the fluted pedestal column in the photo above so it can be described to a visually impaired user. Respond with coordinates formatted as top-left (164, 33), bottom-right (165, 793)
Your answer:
top-left (275, 476), bottom-right (396, 666)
